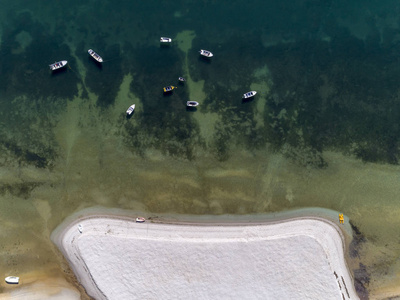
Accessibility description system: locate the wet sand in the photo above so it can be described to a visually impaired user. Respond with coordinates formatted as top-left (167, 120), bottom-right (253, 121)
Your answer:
top-left (50, 208), bottom-right (358, 300)
top-left (0, 277), bottom-right (80, 300)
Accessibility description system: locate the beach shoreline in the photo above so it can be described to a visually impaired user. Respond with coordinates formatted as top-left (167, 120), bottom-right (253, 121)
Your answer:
top-left (51, 207), bottom-right (359, 299)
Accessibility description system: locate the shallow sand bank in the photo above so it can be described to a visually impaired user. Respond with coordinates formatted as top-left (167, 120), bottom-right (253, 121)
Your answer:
top-left (51, 208), bottom-right (359, 300)
top-left (0, 276), bottom-right (80, 300)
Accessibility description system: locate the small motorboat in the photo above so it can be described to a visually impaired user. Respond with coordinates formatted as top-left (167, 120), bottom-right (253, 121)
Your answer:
top-left (49, 60), bottom-right (68, 71)
top-left (160, 37), bottom-right (172, 43)
top-left (88, 49), bottom-right (103, 63)
top-left (163, 86), bottom-right (176, 93)
top-left (136, 217), bottom-right (145, 223)
top-left (5, 276), bottom-right (19, 284)
top-left (242, 91), bottom-right (257, 99)
top-left (199, 49), bottom-right (213, 58)
top-left (187, 101), bottom-right (199, 107)
top-left (78, 224), bottom-right (83, 233)
top-left (126, 104), bottom-right (136, 116)
top-left (178, 77), bottom-right (186, 82)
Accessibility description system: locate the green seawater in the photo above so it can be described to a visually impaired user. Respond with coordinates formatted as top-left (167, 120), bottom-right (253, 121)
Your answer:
top-left (0, 0), bottom-right (400, 297)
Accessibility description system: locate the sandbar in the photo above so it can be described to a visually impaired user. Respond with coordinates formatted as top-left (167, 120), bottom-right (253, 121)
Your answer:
top-left (51, 209), bottom-right (359, 300)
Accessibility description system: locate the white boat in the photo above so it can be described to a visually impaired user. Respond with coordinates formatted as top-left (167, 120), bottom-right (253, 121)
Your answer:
top-left (136, 217), bottom-right (145, 223)
top-left (178, 77), bottom-right (186, 82)
top-left (187, 101), bottom-right (199, 107)
top-left (49, 60), bottom-right (68, 71)
top-left (78, 224), bottom-right (83, 233)
top-left (126, 104), bottom-right (136, 116)
top-left (88, 49), bottom-right (103, 63)
top-left (199, 49), bottom-right (213, 58)
top-left (160, 37), bottom-right (172, 43)
top-left (5, 276), bottom-right (19, 284)
top-left (242, 91), bottom-right (257, 99)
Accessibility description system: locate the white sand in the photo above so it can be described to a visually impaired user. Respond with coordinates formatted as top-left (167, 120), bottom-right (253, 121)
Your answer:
top-left (52, 214), bottom-right (358, 300)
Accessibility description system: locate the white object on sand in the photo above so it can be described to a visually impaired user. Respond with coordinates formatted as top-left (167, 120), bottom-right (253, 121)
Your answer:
top-left (5, 276), bottom-right (19, 284)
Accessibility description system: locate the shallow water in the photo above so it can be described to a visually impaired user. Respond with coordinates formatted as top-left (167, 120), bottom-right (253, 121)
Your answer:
top-left (0, 0), bottom-right (400, 298)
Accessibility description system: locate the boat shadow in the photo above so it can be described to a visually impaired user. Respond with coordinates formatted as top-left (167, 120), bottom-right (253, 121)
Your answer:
top-left (242, 96), bottom-right (255, 103)
top-left (160, 44), bottom-right (172, 50)
top-left (163, 91), bottom-right (175, 97)
top-left (198, 56), bottom-right (212, 64)
top-left (50, 67), bottom-right (68, 76)
top-left (186, 106), bottom-right (198, 112)
top-left (88, 56), bottom-right (103, 69)
top-left (126, 111), bottom-right (135, 119)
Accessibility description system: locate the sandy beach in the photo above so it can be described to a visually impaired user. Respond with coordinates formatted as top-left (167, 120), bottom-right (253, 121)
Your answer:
top-left (50, 209), bottom-right (359, 300)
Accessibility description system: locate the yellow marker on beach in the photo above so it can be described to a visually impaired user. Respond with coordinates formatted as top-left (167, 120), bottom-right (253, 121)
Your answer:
top-left (339, 214), bottom-right (344, 224)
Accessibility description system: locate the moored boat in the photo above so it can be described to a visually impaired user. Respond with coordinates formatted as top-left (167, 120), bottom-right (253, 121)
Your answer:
top-left (88, 49), bottom-right (103, 63)
top-left (178, 77), bottom-right (186, 82)
top-left (187, 101), bottom-right (199, 107)
top-left (163, 86), bottom-right (176, 93)
top-left (160, 37), bottom-right (172, 43)
top-left (199, 49), bottom-right (213, 58)
top-left (242, 91), bottom-right (257, 99)
top-left (78, 224), bottom-right (83, 233)
top-left (5, 276), bottom-right (19, 284)
top-left (49, 60), bottom-right (68, 71)
top-left (136, 217), bottom-right (145, 223)
top-left (126, 104), bottom-right (136, 116)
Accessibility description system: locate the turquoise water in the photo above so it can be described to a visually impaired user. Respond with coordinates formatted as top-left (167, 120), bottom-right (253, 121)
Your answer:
top-left (1, 0), bottom-right (400, 298)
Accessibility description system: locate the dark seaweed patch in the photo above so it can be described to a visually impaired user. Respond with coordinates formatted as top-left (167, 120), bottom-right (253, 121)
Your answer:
top-left (24, 151), bottom-right (48, 169)
top-left (213, 121), bottom-right (232, 162)
top-left (1, 138), bottom-right (55, 169)
top-left (349, 220), bottom-right (367, 259)
top-left (82, 43), bottom-right (124, 108)
top-left (0, 12), bottom-right (80, 102)
top-left (263, 26), bottom-right (400, 165)
top-left (2, 0), bottom-right (400, 168)
top-left (120, 43), bottom-right (203, 160)
top-left (123, 109), bottom-right (201, 161)
top-left (0, 182), bottom-right (41, 199)
top-left (353, 263), bottom-right (370, 300)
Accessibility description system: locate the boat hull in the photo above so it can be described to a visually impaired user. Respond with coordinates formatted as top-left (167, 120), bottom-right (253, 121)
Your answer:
top-left (5, 276), bottom-right (19, 284)
top-left (126, 104), bottom-right (136, 115)
top-left (163, 86), bottom-right (176, 93)
top-left (242, 91), bottom-right (257, 99)
top-left (187, 101), bottom-right (199, 107)
top-left (88, 49), bottom-right (103, 63)
top-left (199, 50), bottom-right (213, 58)
top-left (49, 60), bottom-right (68, 71)
top-left (160, 37), bottom-right (172, 43)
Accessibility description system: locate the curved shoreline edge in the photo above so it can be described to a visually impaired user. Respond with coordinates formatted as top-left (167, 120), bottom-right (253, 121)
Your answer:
top-left (51, 207), bottom-right (359, 300)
